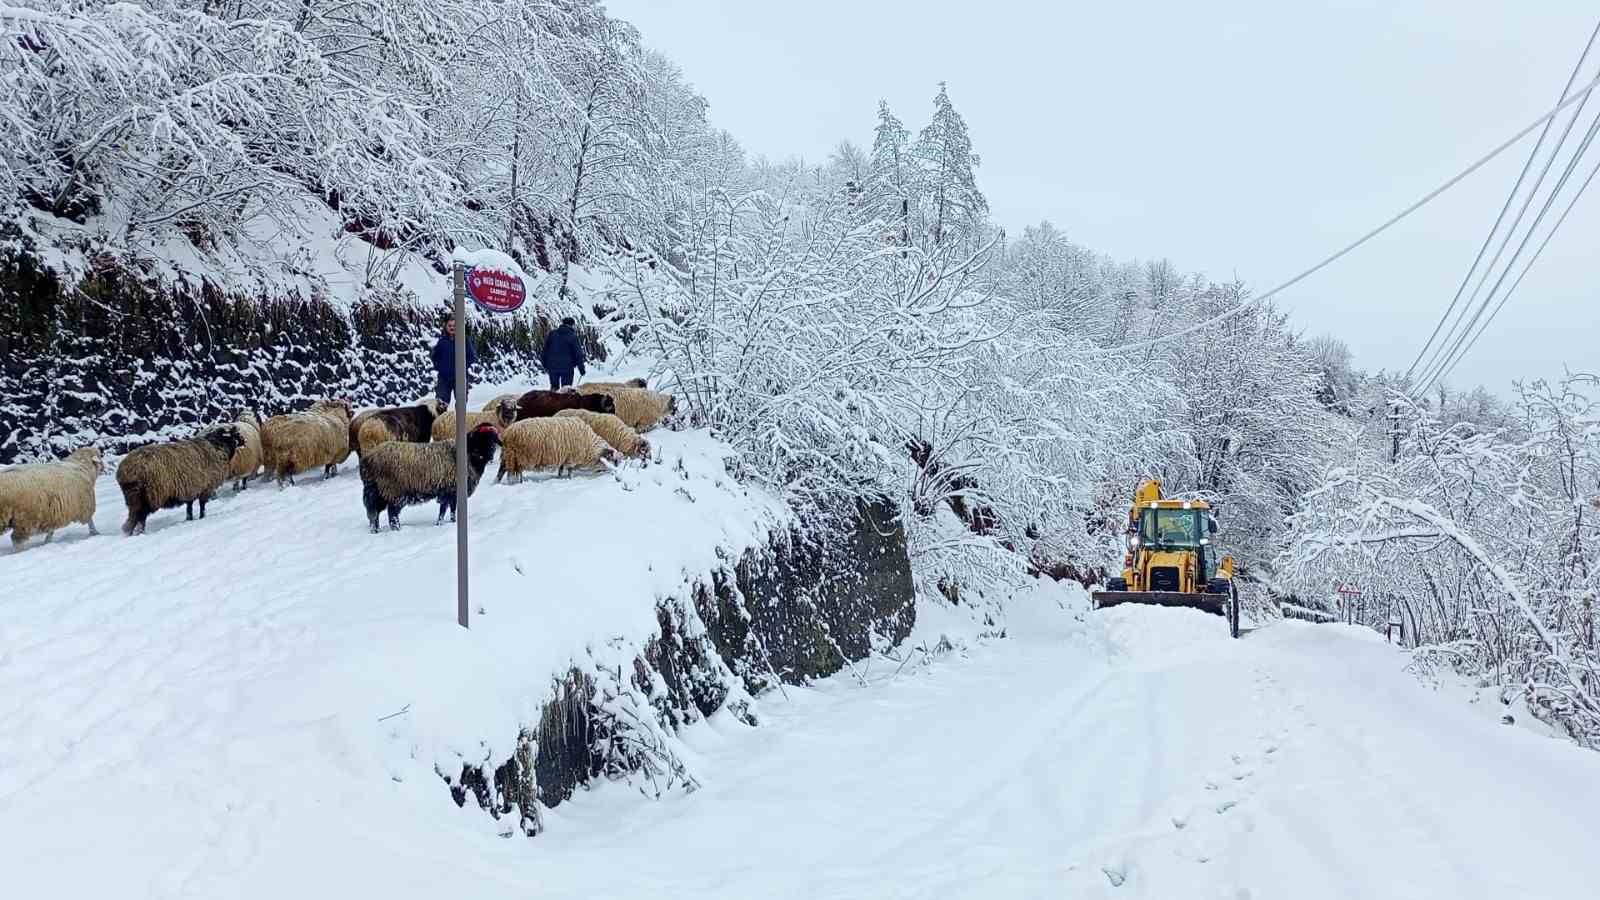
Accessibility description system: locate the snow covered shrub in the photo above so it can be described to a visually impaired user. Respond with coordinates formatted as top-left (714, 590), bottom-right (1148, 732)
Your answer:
top-left (3, 1), bottom-right (453, 252)
top-left (604, 181), bottom-right (996, 529)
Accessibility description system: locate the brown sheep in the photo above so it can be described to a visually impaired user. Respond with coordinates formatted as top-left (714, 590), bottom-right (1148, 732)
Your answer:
top-left (515, 389), bottom-right (617, 420)
top-left (554, 409), bottom-right (651, 460)
top-left (117, 427), bottom-right (245, 534)
top-left (432, 398), bottom-right (517, 441)
top-left (353, 399), bottom-right (442, 457)
top-left (497, 418), bottom-right (620, 482)
top-left (575, 385), bottom-right (675, 431)
top-left (0, 446), bottom-right (104, 548)
top-left (260, 399), bottom-right (353, 486)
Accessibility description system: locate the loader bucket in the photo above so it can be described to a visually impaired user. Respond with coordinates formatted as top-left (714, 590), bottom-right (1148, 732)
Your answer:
top-left (1091, 588), bottom-right (1241, 638)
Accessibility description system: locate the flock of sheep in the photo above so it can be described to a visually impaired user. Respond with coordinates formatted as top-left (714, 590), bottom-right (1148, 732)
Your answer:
top-left (0, 380), bottom-right (676, 546)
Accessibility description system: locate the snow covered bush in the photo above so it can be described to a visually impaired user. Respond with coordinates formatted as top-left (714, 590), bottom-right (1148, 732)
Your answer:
top-left (1281, 377), bottom-right (1600, 745)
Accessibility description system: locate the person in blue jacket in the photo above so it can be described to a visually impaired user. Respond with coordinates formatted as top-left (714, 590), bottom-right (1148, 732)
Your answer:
top-left (431, 312), bottom-right (477, 407)
top-left (541, 317), bottom-right (586, 389)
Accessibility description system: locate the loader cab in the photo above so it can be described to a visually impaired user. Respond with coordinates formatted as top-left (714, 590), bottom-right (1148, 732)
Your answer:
top-left (1127, 503), bottom-right (1225, 589)
top-left (1138, 507), bottom-right (1204, 549)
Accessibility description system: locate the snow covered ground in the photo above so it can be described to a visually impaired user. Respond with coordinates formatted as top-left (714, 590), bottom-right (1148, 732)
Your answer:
top-left (512, 589), bottom-right (1600, 900)
top-left (0, 377), bottom-right (786, 897)
top-left (5, 410), bottom-right (1599, 898)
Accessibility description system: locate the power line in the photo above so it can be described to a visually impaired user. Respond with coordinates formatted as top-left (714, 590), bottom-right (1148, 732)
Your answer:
top-left (1100, 68), bottom-right (1600, 356)
top-left (1414, 115), bottom-right (1600, 392)
top-left (1413, 38), bottom-right (1600, 392)
top-left (1416, 50), bottom-right (1600, 394)
top-left (1418, 106), bottom-right (1600, 392)
top-left (1402, 19), bottom-right (1600, 385)
top-left (1422, 131), bottom-right (1600, 392)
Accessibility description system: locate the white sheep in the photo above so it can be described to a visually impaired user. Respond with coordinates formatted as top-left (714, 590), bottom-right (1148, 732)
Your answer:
top-left (480, 393), bottom-right (521, 413)
top-left (575, 385), bottom-right (675, 432)
top-left (496, 417), bottom-right (620, 483)
top-left (207, 409), bottom-right (264, 491)
top-left (432, 398), bottom-right (517, 441)
top-left (575, 377), bottom-right (648, 391)
top-left (0, 447), bottom-right (104, 548)
top-left (260, 399), bottom-right (353, 486)
top-left (554, 408), bottom-right (651, 460)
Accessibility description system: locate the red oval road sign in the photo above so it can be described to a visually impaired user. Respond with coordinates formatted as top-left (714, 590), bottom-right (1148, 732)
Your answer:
top-left (464, 266), bottom-right (526, 314)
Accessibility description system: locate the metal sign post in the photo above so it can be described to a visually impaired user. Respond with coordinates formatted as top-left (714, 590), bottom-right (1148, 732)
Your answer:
top-left (1335, 583), bottom-right (1363, 625)
top-left (449, 253), bottom-right (527, 629)
top-left (453, 262), bottom-right (470, 629)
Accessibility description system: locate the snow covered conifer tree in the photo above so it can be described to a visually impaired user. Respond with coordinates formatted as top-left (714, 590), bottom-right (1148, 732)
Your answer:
top-left (910, 82), bottom-right (987, 249)
top-left (867, 100), bottom-right (914, 246)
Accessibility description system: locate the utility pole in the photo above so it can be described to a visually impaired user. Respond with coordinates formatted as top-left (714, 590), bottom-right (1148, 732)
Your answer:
top-left (453, 263), bottom-right (470, 629)
top-left (1388, 402), bottom-right (1402, 463)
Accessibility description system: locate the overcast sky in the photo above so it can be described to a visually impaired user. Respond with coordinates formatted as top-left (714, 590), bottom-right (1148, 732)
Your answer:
top-left (606, 0), bottom-right (1597, 395)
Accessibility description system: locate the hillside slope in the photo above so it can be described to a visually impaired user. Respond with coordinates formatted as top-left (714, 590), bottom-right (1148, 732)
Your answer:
top-left (0, 377), bottom-right (797, 896)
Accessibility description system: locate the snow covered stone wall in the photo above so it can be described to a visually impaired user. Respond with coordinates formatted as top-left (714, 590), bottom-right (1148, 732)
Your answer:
top-left (445, 500), bottom-right (916, 836)
top-left (0, 230), bottom-right (600, 464)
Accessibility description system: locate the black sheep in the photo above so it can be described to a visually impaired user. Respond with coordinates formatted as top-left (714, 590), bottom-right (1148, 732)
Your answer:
top-left (351, 399), bottom-right (442, 457)
top-left (359, 423), bottom-right (501, 533)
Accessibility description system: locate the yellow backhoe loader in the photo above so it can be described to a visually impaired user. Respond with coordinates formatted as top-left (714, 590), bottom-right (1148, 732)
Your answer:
top-left (1092, 479), bottom-right (1240, 638)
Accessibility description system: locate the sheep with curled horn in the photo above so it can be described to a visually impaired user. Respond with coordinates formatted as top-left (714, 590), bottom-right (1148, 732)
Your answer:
top-left (0, 446), bottom-right (104, 549)
top-left (359, 423), bottom-right (502, 533)
top-left (117, 427), bottom-right (245, 535)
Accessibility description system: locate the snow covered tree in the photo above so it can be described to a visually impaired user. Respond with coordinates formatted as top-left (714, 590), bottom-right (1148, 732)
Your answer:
top-left (910, 82), bottom-right (987, 250)
top-left (1282, 376), bottom-right (1600, 745)
top-left (867, 100), bottom-right (914, 246)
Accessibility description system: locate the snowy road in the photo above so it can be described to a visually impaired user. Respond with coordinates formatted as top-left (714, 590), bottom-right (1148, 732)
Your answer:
top-left (519, 592), bottom-right (1600, 900)
top-left (4, 403), bottom-right (1598, 900)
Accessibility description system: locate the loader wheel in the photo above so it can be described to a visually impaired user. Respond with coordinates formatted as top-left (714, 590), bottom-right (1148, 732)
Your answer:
top-left (1228, 583), bottom-right (1241, 639)
top-left (1106, 577), bottom-right (1127, 592)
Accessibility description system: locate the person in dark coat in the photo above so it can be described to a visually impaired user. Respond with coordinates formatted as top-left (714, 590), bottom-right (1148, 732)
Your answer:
top-left (431, 313), bottom-right (477, 407)
top-left (541, 317), bottom-right (586, 390)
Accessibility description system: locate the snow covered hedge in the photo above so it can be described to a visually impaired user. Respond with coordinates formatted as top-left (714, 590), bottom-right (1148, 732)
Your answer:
top-left (0, 230), bottom-right (583, 463)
